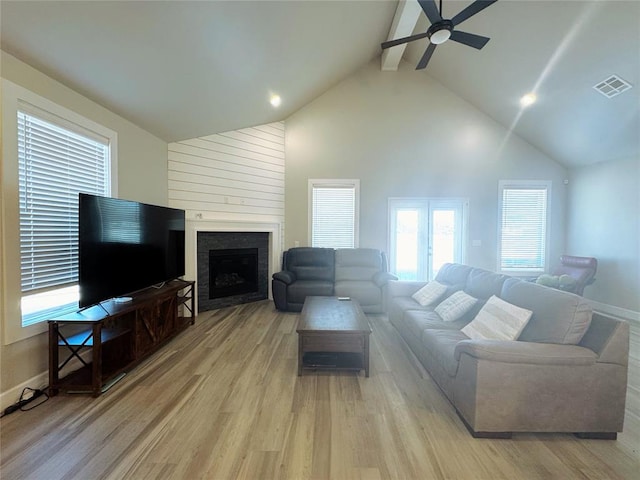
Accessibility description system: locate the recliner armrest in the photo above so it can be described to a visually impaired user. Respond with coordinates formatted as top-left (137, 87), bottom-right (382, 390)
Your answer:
top-left (373, 271), bottom-right (398, 287)
top-left (272, 271), bottom-right (296, 285)
top-left (454, 339), bottom-right (597, 366)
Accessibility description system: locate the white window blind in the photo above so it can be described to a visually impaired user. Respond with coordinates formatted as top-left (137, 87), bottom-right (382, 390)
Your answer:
top-left (18, 110), bottom-right (109, 295)
top-left (499, 184), bottom-right (548, 272)
top-left (310, 181), bottom-right (358, 248)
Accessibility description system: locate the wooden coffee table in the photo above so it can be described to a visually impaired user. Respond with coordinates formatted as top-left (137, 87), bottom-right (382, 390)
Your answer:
top-left (296, 296), bottom-right (372, 377)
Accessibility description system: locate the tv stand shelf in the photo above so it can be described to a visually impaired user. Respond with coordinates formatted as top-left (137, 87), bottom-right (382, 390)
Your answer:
top-left (59, 326), bottom-right (131, 347)
top-left (49, 279), bottom-right (195, 397)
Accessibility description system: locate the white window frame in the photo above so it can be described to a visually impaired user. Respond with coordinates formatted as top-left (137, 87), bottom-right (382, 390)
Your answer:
top-left (308, 179), bottom-right (360, 248)
top-left (497, 180), bottom-right (551, 276)
top-left (2, 79), bottom-right (118, 344)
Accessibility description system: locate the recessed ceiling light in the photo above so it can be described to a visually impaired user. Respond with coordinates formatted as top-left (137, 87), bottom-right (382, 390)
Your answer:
top-left (520, 93), bottom-right (537, 107)
top-left (270, 94), bottom-right (281, 107)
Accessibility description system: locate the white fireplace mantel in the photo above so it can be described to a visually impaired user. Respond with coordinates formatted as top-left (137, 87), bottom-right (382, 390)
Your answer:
top-left (185, 219), bottom-right (282, 312)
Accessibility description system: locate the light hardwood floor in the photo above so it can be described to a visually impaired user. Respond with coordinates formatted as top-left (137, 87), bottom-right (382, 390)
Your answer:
top-left (1, 300), bottom-right (639, 479)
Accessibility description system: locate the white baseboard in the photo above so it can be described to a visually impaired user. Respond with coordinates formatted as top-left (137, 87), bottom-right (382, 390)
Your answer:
top-left (589, 300), bottom-right (640, 325)
top-left (1, 350), bottom-right (92, 411)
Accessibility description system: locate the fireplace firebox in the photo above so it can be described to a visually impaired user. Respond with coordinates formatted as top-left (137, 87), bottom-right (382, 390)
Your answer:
top-left (209, 248), bottom-right (258, 299)
top-left (197, 231), bottom-right (269, 312)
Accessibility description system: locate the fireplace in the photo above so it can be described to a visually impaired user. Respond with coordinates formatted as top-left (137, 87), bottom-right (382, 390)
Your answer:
top-left (197, 231), bottom-right (269, 312)
top-left (209, 248), bottom-right (258, 299)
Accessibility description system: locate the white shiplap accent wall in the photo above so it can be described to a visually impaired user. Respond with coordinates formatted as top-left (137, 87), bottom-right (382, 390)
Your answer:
top-left (168, 122), bottom-right (285, 225)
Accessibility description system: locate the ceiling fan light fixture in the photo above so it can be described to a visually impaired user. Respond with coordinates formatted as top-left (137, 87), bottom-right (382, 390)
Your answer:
top-left (430, 29), bottom-right (451, 45)
top-left (380, 0), bottom-right (498, 70)
top-left (427, 20), bottom-right (454, 45)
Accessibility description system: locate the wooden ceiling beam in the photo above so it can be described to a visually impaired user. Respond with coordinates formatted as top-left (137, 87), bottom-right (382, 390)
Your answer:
top-left (381, 0), bottom-right (423, 71)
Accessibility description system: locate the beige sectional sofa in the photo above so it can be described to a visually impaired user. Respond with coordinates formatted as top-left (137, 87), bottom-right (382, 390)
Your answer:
top-left (388, 263), bottom-right (629, 439)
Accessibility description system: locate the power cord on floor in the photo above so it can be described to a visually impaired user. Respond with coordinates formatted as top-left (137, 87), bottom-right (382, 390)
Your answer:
top-left (0, 387), bottom-right (49, 418)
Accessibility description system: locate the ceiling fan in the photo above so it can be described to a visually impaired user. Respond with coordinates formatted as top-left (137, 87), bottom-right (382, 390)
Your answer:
top-left (381, 0), bottom-right (498, 70)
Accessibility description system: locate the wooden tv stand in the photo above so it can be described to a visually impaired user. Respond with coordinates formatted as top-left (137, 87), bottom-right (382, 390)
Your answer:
top-left (48, 279), bottom-right (195, 397)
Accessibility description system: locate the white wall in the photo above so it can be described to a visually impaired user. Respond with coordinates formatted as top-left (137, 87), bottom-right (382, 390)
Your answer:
top-left (0, 51), bottom-right (168, 402)
top-left (284, 60), bottom-right (568, 273)
top-left (567, 156), bottom-right (640, 316)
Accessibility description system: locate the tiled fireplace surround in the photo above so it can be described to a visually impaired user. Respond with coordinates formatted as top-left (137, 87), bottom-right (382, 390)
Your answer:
top-left (185, 219), bottom-right (282, 313)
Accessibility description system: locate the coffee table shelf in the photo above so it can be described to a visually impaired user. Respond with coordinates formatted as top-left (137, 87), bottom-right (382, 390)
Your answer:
top-left (302, 351), bottom-right (365, 370)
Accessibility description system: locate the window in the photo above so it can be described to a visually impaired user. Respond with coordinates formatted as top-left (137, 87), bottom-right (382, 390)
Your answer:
top-left (498, 181), bottom-right (550, 274)
top-left (18, 107), bottom-right (112, 326)
top-left (309, 179), bottom-right (359, 248)
top-left (2, 80), bottom-right (117, 342)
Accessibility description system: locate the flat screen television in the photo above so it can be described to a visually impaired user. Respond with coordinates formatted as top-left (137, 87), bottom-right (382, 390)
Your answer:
top-left (79, 193), bottom-right (186, 308)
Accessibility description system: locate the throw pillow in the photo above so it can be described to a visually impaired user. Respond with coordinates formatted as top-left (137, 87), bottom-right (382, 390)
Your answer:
top-left (434, 290), bottom-right (478, 322)
top-left (461, 295), bottom-right (533, 341)
top-left (411, 281), bottom-right (448, 306)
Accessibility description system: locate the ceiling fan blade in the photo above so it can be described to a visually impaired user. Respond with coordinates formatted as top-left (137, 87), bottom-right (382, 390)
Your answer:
top-left (416, 43), bottom-right (437, 70)
top-left (381, 31), bottom-right (430, 49)
top-left (449, 30), bottom-right (490, 50)
top-left (451, 0), bottom-right (498, 26)
top-left (418, 0), bottom-right (442, 24)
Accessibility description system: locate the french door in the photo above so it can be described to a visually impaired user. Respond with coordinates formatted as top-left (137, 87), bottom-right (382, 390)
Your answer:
top-left (388, 198), bottom-right (468, 281)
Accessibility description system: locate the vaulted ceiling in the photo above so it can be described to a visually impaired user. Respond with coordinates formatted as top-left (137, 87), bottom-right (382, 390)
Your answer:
top-left (2, 1), bottom-right (638, 168)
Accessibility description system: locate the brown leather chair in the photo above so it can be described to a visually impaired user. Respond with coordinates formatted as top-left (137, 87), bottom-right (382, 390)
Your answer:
top-left (553, 255), bottom-right (597, 295)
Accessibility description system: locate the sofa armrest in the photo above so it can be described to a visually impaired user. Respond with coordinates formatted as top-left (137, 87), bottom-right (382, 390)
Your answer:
top-left (387, 280), bottom-right (427, 298)
top-left (272, 270), bottom-right (296, 285)
top-left (373, 271), bottom-right (398, 287)
top-left (579, 313), bottom-right (629, 366)
top-left (454, 339), bottom-right (597, 366)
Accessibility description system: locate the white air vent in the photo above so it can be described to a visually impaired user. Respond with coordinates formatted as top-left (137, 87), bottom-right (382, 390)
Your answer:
top-left (593, 75), bottom-right (632, 98)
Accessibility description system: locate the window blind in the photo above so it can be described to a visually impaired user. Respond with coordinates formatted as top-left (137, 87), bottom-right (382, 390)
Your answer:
top-left (500, 187), bottom-right (548, 271)
top-left (311, 185), bottom-right (356, 248)
top-left (18, 110), bottom-right (109, 294)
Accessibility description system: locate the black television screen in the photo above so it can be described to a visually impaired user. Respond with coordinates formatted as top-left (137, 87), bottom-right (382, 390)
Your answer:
top-left (79, 193), bottom-right (185, 308)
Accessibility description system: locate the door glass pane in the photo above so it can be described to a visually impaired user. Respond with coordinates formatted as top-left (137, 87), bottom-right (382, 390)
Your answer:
top-left (389, 199), bottom-right (465, 282)
top-left (431, 209), bottom-right (456, 279)
top-left (394, 209), bottom-right (419, 280)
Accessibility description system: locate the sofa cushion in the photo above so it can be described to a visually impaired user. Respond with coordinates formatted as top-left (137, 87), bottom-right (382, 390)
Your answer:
top-left (334, 248), bottom-right (383, 282)
top-left (500, 278), bottom-right (593, 345)
top-left (435, 263), bottom-right (473, 286)
top-left (403, 310), bottom-right (464, 339)
top-left (465, 268), bottom-right (510, 299)
top-left (421, 329), bottom-right (469, 377)
top-left (412, 281), bottom-right (447, 306)
top-left (461, 295), bottom-right (532, 341)
top-left (434, 291), bottom-right (478, 322)
top-left (285, 247), bottom-right (335, 282)
top-left (388, 296), bottom-right (432, 323)
top-left (287, 280), bottom-right (334, 304)
top-left (334, 280), bottom-right (380, 307)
